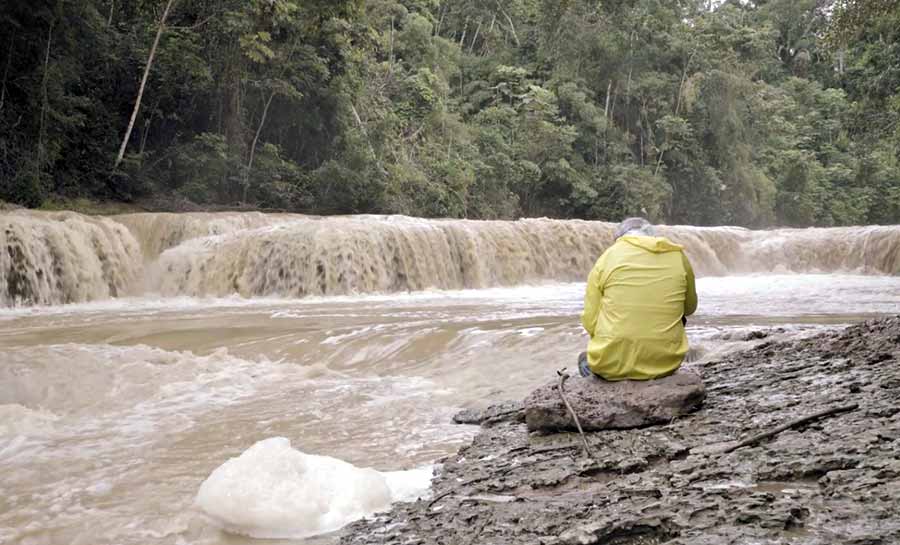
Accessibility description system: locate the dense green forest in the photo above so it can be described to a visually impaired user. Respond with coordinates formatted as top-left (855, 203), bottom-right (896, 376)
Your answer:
top-left (0, 0), bottom-right (898, 226)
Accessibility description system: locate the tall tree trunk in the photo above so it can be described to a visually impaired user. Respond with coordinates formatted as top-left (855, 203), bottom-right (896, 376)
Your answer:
top-left (351, 103), bottom-right (377, 162)
top-left (459, 16), bottom-right (469, 47)
top-left (496, 2), bottom-right (520, 46)
top-left (139, 102), bottom-right (158, 160)
top-left (37, 22), bottom-right (54, 176)
top-left (242, 91), bottom-right (276, 203)
top-left (114, 0), bottom-right (176, 170)
top-left (655, 48), bottom-right (695, 177)
top-left (222, 44), bottom-right (246, 201)
top-left (640, 124), bottom-right (644, 166)
top-left (241, 36), bottom-right (304, 204)
top-left (673, 49), bottom-right (696, 116)
top-left (0, 34), bottom-right (14, 115)
top-left (389, 16), bottom-right (394, 73)
top-left (435, 2), bottom-right (446, 36)
top-left (484, 13), bottom-right (497, 54)
top-left (604, 80), bottom-right (612, 118)
top-left (470, 19), bottom-right (482, 53)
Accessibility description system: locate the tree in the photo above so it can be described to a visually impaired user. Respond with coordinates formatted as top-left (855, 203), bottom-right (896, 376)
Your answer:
top-left (114, 0), bottom-right (176, 170)
top-left (827, 0), bottom-right (900, 46)
top-left (0, 0), bottom-right (897, 227)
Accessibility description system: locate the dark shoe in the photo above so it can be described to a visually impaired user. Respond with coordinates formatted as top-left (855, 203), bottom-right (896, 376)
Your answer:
top-left (577, 351), bottom-right (593, 378)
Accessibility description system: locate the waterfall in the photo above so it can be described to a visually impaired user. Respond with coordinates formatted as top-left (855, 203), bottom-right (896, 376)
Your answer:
top-left (111, 211), bottom-right (298, 260)
top-left (2, 210), bottom-right (898, 306)
top-left (1, 211), bottom-right (142, 306)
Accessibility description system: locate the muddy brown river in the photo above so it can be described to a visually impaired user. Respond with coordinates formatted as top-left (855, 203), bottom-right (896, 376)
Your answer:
top-left (1, 211), bottom-right (899, 544)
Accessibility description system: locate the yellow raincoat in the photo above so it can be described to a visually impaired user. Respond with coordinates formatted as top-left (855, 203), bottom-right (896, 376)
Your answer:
top-left (580, 235), bottom-right (698, 381)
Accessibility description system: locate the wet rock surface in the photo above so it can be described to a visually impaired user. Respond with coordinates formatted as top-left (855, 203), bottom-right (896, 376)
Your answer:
top-left (524, 369), bottom-right (706, 433)
top-left (452, 400), bottom-right (525, 427)
top-left (341, 317), bottom-right (900, 545)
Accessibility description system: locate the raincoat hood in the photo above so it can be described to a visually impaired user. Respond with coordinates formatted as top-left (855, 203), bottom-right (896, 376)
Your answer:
top-left (619, 235), bottom-right (684, 254)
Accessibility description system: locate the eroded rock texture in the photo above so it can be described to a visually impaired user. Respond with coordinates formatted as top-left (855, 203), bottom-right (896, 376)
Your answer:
top-left (524, 369), bottom-right (706, 433)
top-left (341, 317), bottom-right (900, 545)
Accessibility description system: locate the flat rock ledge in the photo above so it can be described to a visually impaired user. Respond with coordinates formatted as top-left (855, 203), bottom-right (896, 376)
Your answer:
top-left (524, 370), bottom-right (706, 433)
top-left (340, 316), bottom-right (900, 545)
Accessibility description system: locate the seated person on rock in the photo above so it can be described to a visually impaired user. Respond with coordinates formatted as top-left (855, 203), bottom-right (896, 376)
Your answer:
top-left (578, 217), bottom-right (697, 381)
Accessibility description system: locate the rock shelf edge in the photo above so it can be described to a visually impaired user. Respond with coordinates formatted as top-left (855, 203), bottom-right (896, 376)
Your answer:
top-left (341, 317), bottom-right (900, 545)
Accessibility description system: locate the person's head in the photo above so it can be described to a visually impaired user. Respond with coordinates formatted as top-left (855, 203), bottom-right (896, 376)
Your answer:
top-left (614, 217), bottom-right (655, 239)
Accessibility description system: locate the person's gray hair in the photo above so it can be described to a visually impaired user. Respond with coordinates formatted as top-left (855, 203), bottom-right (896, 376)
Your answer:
top-left (614, 217), bottom-right (655, 239)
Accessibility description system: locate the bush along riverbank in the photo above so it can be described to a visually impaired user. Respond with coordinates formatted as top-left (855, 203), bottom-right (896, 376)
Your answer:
top-left (341, 317), bottom-right (900, 544)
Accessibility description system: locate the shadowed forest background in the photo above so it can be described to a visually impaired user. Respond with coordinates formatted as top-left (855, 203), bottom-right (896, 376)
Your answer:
top-left (0, 0), bottom-right (898, 227)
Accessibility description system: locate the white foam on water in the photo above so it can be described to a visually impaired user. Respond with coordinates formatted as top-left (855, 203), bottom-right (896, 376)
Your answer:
top-left (697, 274), bottom-right (900, 317)
top-left (0, 344), bottom-right (289, 423)
top-left (0, 294), bottom-right (292, 320)
top-left (0, 404), bottom-right (59, 436)
top-left (5, 273), bottom-right (898, 327)
top-left (321, 324), bottom-right (388, 345)
top-left (382, 466), bottom-right (435, 503)
top-left (0, 285), bottom-right (578, 322)
top-left (195, 437), bottom-right (432, 539)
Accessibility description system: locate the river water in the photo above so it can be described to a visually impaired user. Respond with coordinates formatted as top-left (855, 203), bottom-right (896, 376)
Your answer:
top-left (1, 211), bottom-right (900, 544)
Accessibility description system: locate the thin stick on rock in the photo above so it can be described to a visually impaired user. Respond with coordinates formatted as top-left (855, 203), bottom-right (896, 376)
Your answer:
top-left (719, 403), bottom-right (859, 454)
top-left (557, 368), bottom-right (595, 460)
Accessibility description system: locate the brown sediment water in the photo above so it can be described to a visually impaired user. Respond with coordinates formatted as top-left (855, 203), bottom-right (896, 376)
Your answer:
top-left (1, 210), bottom-right (900, 544)
top-left (0, 211), bottom-right (142, 306)
top-left (2, 210), bottom-right (899, 305)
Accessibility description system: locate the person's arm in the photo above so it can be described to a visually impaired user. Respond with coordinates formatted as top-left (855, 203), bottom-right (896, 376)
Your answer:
top-left (682, 252), bottom-right (698, 317)
top-left (581, 255), bottom-right (606, 337)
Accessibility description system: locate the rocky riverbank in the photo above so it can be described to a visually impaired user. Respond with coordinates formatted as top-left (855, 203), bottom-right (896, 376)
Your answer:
top-left (341, 317), bottom-right (900, 544)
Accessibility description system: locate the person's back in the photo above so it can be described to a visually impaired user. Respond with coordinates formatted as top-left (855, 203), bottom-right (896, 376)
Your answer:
top-left (580, 218), bottom-right (697, 381)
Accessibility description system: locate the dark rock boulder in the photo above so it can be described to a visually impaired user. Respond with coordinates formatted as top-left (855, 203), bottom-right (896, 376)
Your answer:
top-left (524, 369), bottom-right (706, 433)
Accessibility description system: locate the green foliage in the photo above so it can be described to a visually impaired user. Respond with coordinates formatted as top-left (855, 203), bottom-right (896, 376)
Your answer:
top-left (826, 0), bottom-right (900, 47)
top-left (7, 169), bottom-right (47, 209)
top-left (172, 133), bottom-right (239, 204)
top-left (0, 0), bottom-right (898, 226)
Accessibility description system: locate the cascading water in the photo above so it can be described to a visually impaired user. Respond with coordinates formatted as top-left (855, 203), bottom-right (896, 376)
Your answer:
top-left (112, 211), bottom-right (300, 260)
top-left (0, 210), bottom-right (142, 307)
top-left (2, 211), bottom-right (899, 306)
top-left (149, 217), bottom-right (620, 298)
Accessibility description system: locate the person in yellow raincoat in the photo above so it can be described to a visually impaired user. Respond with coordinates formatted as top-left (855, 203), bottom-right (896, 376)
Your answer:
top-left (579, 217), bottom-right (697, 380)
